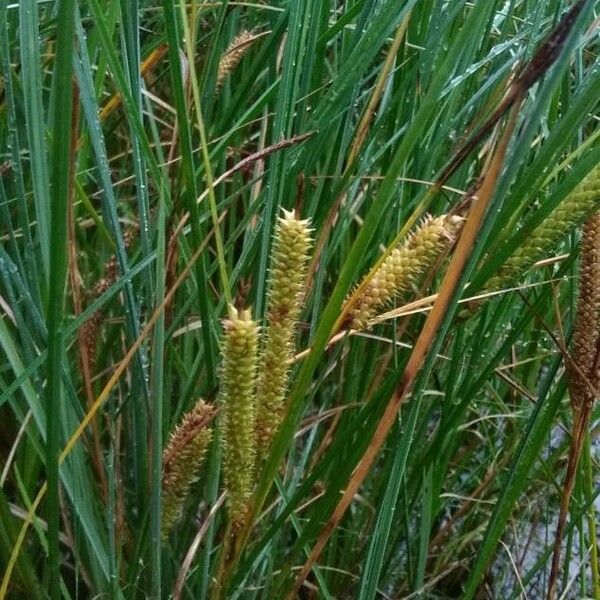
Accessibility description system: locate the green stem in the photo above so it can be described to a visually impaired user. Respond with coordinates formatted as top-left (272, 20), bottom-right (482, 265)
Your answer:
top-left (583, 432), bottom-right (599, 597)
top-left (179, 0), bottom-right (232, 306)
top-left (47, 0), bottom-right (76, 596)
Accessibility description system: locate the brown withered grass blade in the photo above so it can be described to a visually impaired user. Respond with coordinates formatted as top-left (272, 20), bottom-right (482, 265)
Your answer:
top-left (437, 0), bottom-right (586, 185)
top-left (288, 95), bottom-right (524, 599)
top-left (97, 44), bottom-right (167, 124)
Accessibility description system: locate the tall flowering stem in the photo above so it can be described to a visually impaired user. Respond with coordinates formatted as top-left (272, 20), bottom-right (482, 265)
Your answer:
top-left (219, 305), bottom-right (260, 525)
top-left (255, 210), bottom-right (313, 453)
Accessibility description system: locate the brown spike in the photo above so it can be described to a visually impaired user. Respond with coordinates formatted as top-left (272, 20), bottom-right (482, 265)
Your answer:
top-left (517, 0), bottom-right (587, 90)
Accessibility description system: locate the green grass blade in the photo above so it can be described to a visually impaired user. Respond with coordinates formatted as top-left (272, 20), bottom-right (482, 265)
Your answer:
top-left (45, 0), bottom-right (75, 594)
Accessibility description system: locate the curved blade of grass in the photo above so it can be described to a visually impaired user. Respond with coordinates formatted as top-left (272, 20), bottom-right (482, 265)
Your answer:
top-left (161, 0), bottom-right (219, 385)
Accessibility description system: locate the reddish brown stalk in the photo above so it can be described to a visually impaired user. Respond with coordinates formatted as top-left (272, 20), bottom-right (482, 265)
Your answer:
top-left (547, 212), bottom-right (600, 600)
top-left (63, 82), bottom-right (109, 593)
top-left (546, 406), bottom-right (591, 600)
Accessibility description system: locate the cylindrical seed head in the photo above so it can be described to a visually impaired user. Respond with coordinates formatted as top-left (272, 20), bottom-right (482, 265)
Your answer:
top-left (255, 210), bottom-right (313, 452)
top-left (348, 214), bottom-right (463, 329)
top-left (161, 399), bottom-right (215, 538)
top-left (219, 304), bottom-right (260, 525)
top-left (216, 30), bottom-right (257, 90)
top-left (567, 211), bottom-right (600, 413)
top-left (487, 163), bottom-right (600, 291)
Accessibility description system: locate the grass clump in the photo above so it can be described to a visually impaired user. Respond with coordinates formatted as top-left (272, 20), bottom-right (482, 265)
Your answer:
top-left (1, 2), bottom-right (599, 599)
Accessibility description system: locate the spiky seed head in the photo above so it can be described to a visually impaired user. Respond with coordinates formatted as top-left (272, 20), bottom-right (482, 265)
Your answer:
top-left (161, 400), bottom-right (215, 538)
top-left (348, 214), bottom-right (462, 329)
top-left (255, 211), bottom-right (313, 452)
top-left (487, 163), bottom-right (600, 291)
top-left (216, 30), bottom-right (257, 90)
top-left (219, 305), bottom-right (260, 525)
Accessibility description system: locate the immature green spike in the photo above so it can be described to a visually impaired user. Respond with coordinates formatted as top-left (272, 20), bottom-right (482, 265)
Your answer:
top-left (348, 214), bottom-right (463, 330)
top-left (161, 399), bottom-right (215, 539)
top-left (487, 163), bottom-right (600, 291)
top-left (219, 305), bottom-right (260, 524)
top-left (256, 209), bottom-right (313, 452)
top-left (567, 211), bottom-right (600, 412)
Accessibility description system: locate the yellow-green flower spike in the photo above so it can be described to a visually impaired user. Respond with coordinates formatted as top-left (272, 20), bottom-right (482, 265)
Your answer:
top-left (256, 209), bottom-right (313, 453)
top-left (348, 214), bottom-right (463, 330)
top-left (567, 211), bottom-right (600, 413)
top-left (487, 163), bottom-right (600, 291)
top-left (161, 399), bottom-right (215, 539)
top-left (219, 305), bottom-right (260, 525)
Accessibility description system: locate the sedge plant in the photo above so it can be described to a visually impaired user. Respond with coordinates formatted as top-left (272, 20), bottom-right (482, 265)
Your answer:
top-left (0, 3), bottom-right (599, 600)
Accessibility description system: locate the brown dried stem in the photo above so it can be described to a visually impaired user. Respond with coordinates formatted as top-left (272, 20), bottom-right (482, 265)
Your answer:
top-left (547, 212), bottom-right (600, 600)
